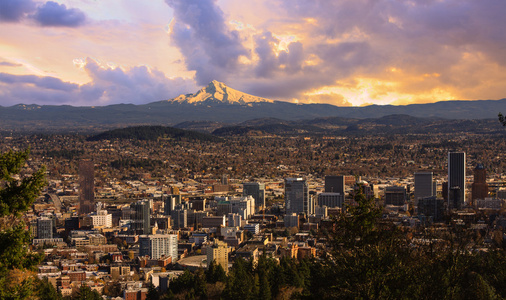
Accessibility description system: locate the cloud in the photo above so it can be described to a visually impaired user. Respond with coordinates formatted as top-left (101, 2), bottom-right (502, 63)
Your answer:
top-left (300, 93), bottom-right (352, 106)
top-left (165, 0), bottom-right (248, 85)
top-left (0, 61), bottom-right (21, 67)
top-left (80, 58), bottom-right (196, 105)
top-left (0, 0), bottom-right (86, 27)
top-left (33, 1), bottom-right (86, 27)
top-left (0, 58), bottom-right (197, 106)
top-left (0, 0), bottom-right (35, 22)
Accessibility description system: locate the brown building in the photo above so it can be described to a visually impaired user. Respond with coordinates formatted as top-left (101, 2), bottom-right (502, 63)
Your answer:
top-left (472, 164), bottom-right (488, 203)
top-left (79, 159), bottom-right (95, 215)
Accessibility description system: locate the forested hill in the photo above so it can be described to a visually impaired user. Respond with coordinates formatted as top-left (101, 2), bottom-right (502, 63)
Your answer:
top-left (86, 125), bottom-right (222, 142)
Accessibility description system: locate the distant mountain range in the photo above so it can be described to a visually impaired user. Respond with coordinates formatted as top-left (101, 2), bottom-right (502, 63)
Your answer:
top-left (0, 80), bottom-right (505, 132)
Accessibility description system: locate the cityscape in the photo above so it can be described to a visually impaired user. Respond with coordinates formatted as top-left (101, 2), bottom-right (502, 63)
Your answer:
top-left (2, 0), bottom-right (506, 299)
top-left (2, 127), bottom-right (506, 299)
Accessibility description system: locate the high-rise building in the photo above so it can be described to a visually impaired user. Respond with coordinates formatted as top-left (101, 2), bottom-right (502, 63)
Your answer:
top-left (285, 178), bottom-right (312, 215)
top-left (139, 234), bottom-right (178, 260)
top-left (417, 196), bottom-right (445, 222)
top-left (384, 186), bottom-right (407, 206)
top-left (317, 192), bottom-right (344, 209)
top-left (325, 175), bottom-right (345, 194)
top-left (131, 200), bottom-right (151, 234)
top-left (164, 194), bottom-right (181, 215)
top-left (207, 240), bottom-right (228, 273)
top-left (79, 159), bottom-right (94, 215)
top-left (171, 209), bottom-right (188, 229)
top-left (243, 182), bottom-right (266, 208)
top-left (472, 164), bottom-right (488, 202)
top-left (448, 152), bottom-right (466, 209)
top-left (415, 172), bottom-right (436, 202)
top-left (37, 217), bottom-right (54, 239)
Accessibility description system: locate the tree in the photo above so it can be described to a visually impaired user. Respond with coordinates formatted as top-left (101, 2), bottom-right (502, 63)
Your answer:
top-left (0, 149), bottom-right (46, 299)
top-left (35, 277), bottom-right (62, 300)
top-left (499, 113), bottom-right (506, 126)
top-left (73, 284), bottom-right (101, 300)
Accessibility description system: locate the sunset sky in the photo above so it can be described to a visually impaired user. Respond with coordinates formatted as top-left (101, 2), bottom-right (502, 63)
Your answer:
top-left (0, 0), bottom-right (505, 107)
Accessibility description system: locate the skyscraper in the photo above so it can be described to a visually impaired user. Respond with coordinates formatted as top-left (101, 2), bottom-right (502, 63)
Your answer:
top-left (79, 159), bottom-right (94, 215)
top-left (472, 164), bottom-right (488, 202)
top-left (131, 200), bottom-right (151, 234)
top-left (243, 182), bottom-right (266, 208)
top-left (414, 172), bottom-right (435, 202)
top-left (285, 178), bottom-right (312, 215)
top-left (448, 152), bottom-right (466, 209)
top-left (325, 175), bottom-right (345, 194)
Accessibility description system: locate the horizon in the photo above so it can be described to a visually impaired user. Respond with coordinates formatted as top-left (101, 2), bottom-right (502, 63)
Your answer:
top-left (1, 1), bottom-right (505, 107)
top-left (1, 79), bottom-right (505, 108)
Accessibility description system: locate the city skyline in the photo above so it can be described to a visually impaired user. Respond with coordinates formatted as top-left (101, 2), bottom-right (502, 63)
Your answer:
top-left (1, 0), bottom-right (505, 107)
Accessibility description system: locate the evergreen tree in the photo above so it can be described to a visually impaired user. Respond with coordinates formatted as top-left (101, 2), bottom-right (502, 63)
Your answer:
top-left (35, 277), bottom-right (62, 300)
top-left (73, 284), bottom-right (101, 300)
top-left (0, 149), bottom-right (46, 299)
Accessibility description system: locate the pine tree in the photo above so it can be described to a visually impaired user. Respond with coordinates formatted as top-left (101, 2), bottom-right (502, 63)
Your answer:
top-left (0, 149), bottom-right (46, 299)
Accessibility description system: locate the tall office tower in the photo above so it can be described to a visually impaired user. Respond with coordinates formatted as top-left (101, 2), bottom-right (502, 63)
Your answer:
top-left (79, 159), bottom-right (95, 215)
top-left (207, 240), bottom-right (229, 273)
top-left (164, 194), bottom-right (181, 215)
top-left (325, 175), bottom-right (345, 194)
top-left (448, 152), bottom-right (466, 209)
top-left (285, 178), bottom-right (311, 215)
top-left (37, 217), bottom-right (54, 239)
top-left (472, 164), bottom-right (488, 202)
top-left (139, 234), bottom-right (178, 260)
top-left (384, 186), bottom-right (407, 206)
top-left (131, 200), bottom-right (151, 234)
top-left (243, 182), bottom-right (266, 208)
top-left (171, 209), bottom-right (188, 229)
top-left (415, 172), bottom-right (435, 202)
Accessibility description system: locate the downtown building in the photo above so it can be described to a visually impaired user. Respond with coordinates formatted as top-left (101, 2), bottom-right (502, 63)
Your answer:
top-left (139, 234), bottom-right (178, 260)
top-left (242, 182), bottom-right (266, 208)
top-left (448, 152), bottom-right (466, 210)
top-left (285, 178), bottom-right (313, 215)
top-left (78, 159), bottom-right (95, 215)
top-left (131, 200), bottom-right (151, 235)
top-left (414, 172), bottom-right (437, 203)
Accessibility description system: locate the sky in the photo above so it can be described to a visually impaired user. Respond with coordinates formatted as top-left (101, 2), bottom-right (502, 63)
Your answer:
top-left (0, 0), bottom-right (505, 107)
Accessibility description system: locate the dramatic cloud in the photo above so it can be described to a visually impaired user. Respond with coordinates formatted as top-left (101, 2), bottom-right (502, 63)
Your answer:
top-left (0, 0), bottom-right (86, 27)
top-left (33, 1), bottom-right (86, 27)
top-left (0, 0), bottom-right (35, 22)
top-left (166, 0), bottom-right (248, 85)
top-left (80, 58), bottom-right (196, 105)
top-left (0, 58), bottom-right (197, 106)
top-left (164, 0), bottom-right (506, 105)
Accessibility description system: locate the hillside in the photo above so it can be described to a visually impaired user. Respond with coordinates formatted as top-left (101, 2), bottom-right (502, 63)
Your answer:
top-left (86, 125), bottom-right (222, 142)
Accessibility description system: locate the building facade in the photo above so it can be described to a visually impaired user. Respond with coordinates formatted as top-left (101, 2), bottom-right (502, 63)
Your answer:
top-left (448, 152), bottom-right (466, 209)
top-left (139, 234), bottom-right (178, 260)
top-left (79, 159), bottom-right (95, 215)
top-left (285, 178), bottom-right (311, 215)
top-left (243, 182), bottom-right (266, 208)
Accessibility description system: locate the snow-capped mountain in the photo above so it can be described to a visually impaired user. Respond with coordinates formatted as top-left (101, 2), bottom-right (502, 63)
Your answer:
top-left (170, 80), bottom-right (274, 105)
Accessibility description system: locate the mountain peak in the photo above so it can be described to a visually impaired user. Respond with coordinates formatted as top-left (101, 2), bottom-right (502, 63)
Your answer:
top-left (171, 81), bottom-right (273, 105)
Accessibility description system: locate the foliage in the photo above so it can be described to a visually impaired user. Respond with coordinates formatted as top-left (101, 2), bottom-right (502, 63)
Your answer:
top-left (0, 149), bottom-right (46, 299)
top-left (35, 277), bottom-right (62, 300)
top-left (499, 112), bottom-right (506, 126)
top-left (73, 284), bottom-right (101, 300)
top-left (0, 149), bottom-right (46, 218)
